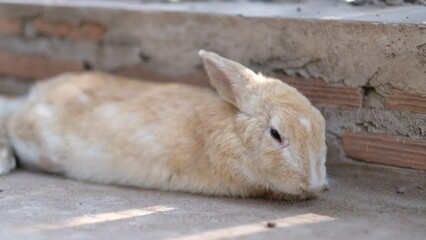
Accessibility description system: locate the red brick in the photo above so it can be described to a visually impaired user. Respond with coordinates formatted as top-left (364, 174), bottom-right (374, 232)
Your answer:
top-left (343, 131), bottom-right (426, 171)
top-left (117, 67), bottom-right (367, 107)
top-left (33, 19), bottom-right (105, 41)
top-left (116, 64), bottom-right (210, 87)
top-left (0, 51), bottom-right (83, 79)
top-left (0, 17), bottom-right (21, 35)
top-left (282, 76), bottom-right (363, 109)
top-left (385, 93), bottom-right (426, 113)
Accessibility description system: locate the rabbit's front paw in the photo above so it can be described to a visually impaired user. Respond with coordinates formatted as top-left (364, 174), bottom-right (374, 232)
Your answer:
top-left (0, 144), bottom-right (16, 175)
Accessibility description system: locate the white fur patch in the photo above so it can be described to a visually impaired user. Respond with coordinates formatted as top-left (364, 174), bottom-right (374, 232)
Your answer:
top-left (252, 72), bottom-right (269, 83)
top-left (299, 117), bottom-right (311, 130)
top-left (271, 116), bottom-right (281, 130)
top-left (282, 148), bottom-right (291, 159)
top-left (8, 132), bottom-right (40, 164)
top-left (39, 126), bottom-right (62, 165)
top-left (77, 93), bottom-right (90, 104)
top-left (133, 129), bottom-right (157, 145)
top-left (95, 104), bottom-right (118, 119)
top-left (0, 148), bottom-right (16, 175)
top-left (34, 104), bottom-right (52, 118)
top-left (309, 151), bottom-right (325, 191)
top-left (310, 169), bottom-right (320, 190)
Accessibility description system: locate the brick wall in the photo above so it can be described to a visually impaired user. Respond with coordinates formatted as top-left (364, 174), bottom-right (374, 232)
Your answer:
top-left (0, 3), bottom-right (424, 171)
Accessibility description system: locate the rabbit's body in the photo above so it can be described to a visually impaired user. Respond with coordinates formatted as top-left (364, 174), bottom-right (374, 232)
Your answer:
top-left (7, 72), bottom-right (258, 196)
top-left (0, 51), bottom-right (328, 199)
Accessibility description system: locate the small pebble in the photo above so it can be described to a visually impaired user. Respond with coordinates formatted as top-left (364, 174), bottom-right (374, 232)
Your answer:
top-left (397, 186), bottom-right (406, 194)
top-left (266, 221), bottom-right (276, 228)
top-left (296, 7), bottom-right (301, 12)
top-left (0, 189), bottom-right (3, 193)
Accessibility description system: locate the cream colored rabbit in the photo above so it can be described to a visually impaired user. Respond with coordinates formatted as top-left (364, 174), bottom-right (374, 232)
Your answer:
top-left (0, 50), bottom-right (327, 199)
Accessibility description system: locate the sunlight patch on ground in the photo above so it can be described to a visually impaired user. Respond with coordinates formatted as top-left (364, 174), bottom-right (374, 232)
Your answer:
top-left (167, 213), bottom-right (336, 240)
top-left (22, 205), bottom-right (175, 232)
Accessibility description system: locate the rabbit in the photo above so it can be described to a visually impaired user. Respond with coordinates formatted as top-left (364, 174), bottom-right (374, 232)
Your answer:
top-left (0, 50), bottom-right (328, 200)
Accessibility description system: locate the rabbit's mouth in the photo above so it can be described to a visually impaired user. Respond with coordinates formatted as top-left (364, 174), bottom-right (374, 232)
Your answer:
top-left (265, 180), bottom-right (327, 201)
top-left (267, 191), bottom-right (319, 202)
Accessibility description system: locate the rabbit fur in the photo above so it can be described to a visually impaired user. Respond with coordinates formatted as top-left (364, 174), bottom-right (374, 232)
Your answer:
top-left (0, 50), bottom-right (328, 199)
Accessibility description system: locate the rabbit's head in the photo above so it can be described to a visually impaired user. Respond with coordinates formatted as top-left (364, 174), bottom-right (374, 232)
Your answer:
top-left (200, 50), bottom-right (328, 199)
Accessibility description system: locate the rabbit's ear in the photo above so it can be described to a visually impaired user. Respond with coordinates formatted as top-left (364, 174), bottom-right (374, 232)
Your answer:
top-left (199, 50), bottom-right (257, 111)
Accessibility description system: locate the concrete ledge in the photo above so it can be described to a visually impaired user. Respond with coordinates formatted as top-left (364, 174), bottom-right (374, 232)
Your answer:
top-left (0, 1), bottom-right (424, 96)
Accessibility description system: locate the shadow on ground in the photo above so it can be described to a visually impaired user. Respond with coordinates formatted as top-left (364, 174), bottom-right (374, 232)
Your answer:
top-left (0, 164), bottom-right (425, 240)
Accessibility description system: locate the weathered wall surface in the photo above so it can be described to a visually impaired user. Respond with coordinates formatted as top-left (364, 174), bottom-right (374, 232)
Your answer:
top-left (0, 2), bottom-right (425, 170)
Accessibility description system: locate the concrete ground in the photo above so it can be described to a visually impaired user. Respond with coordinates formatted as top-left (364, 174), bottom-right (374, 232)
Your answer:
top-left (0, 164), bottom-right (425, 240)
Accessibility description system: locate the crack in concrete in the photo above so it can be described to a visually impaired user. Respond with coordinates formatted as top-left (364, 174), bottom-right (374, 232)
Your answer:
top-left (268, 58), bottom-right (321, 78)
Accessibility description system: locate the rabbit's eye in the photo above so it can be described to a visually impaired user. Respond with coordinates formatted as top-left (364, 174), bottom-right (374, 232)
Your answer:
top-left (270, 128), bottom-right (282, 143)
